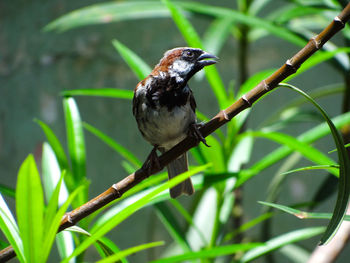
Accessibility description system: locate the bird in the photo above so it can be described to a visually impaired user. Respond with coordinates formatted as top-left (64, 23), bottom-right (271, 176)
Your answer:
top-left (132, 47), bottom-right (217, 198)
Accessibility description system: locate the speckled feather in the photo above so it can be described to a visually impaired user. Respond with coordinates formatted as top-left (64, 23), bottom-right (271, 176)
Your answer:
top-left (132, 47), bottom-right (217, 198)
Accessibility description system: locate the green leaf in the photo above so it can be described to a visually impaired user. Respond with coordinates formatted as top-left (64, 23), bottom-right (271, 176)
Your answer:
top-left (0, 184), bottom-right (15, 199)
top-left (95, 237), bottom-right (128, 261)
top-left (155, 202), bottom-right (191, 252)
top-left (281, 165), bottom-right (340, 175)
top-left (0, 194), bottom-right (25, 262)
top-left (35, 119), bottom-right (70, 172)
top-left (83, 122), bottom-right (141, 168)
top-left (246, 130), bottom-right (338, 176)
top-left (44, 2), bottom-right (171, 32)
top-left (224, 212), bottom-right (273, 242)
top-left (329, 142), bottom-right (350, 153)
top-left (42, 185), bottom-right (84, 263)
top-left (97, 241), bottom-right (164, 263)
top-left (151, 243), bottom-right (261, 263)
top-left (163, 0), bottom-right (228, 109)
top-left (178, 1), bottom-right (306, 46)
top-left (63, 97), bottom-right (86, 184)
top-left (170, 199), bottom-right (207, 246)
top-left (16, 155), bottom-right (44, 263)
top-left (112, 40), bottom-right (152, 80)
top-left (240, 227), bottom-right (325, 262)
top-left (258, 201), bottom-right (350, 221)
top-left (279, 83), bottom-right (350, 245)
top-left (61, 88), bottom-right (133, 100)
top-left (63, 164), bottom-right (210, 262)
top-left (238, 112), bottom-right (350, 186)
top-left (203, 16), bottom-right (235, 55)
top-left (199, 135), bottom-right (225, 173)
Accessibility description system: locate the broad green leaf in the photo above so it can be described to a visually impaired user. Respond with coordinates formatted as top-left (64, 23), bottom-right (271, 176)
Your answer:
top-left (112, 40), bottom-right (151, 80)
top-left (279, 83), bottom-right (350, 245)
top-left (16, 155), bottom-right (44, 263)
top-left (61, 88), bottom-right (133, 100)
top-left (155, 202), bottom-right (191, 252)
top-left (0, 194), bottom-right (25, 262)
top-left (237, 111), bottom-right (350, 186)
top-left (83, 122), bottom-right (141, 168)
top-left (163, 0), bottom-right (228, 109)
top-left (35, 119), bottom-right (70, 171)
top-left (240, 227), bottom-right (325, 262)
top-left (258, 201), bottom-right (350, 221)
top-left (63, 164), bottom-right (210, 262)
top-left (151, 243), bottom-right (261, 263)
top-left (97, 241), bottom-right (164, 263)
top-left (44, 2), bottom-right (171, 32)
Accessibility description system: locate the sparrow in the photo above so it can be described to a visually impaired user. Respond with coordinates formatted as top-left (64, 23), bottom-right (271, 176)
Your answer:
top-left (132, 47), bottom-right (217, 198)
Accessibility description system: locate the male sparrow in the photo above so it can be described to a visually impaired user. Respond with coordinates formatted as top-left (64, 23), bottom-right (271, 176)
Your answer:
top-left (132, 47), bottom-right (217, 198)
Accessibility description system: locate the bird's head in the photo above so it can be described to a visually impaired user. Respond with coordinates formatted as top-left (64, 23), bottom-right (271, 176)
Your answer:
top-left (154, 47), bottom-right (218, 83)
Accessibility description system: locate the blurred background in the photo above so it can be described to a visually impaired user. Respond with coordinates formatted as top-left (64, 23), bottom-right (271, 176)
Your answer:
top-left (1, 0), bottom-right (349, 262)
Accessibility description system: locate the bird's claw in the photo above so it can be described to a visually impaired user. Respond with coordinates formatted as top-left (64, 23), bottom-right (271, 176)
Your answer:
top-left (189, 123), bottom-right (210, 147)
top-left (142, 146), bottom-right (161, 175)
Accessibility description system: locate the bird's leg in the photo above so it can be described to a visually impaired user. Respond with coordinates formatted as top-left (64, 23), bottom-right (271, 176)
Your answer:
top-left (189, 123), bottom-right (210, 147)
top-left (142, 145), bottom-right (161, 175)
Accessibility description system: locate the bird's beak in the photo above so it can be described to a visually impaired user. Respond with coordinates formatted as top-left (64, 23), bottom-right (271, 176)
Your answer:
top-left (197, 52), bottom-right (218, 67)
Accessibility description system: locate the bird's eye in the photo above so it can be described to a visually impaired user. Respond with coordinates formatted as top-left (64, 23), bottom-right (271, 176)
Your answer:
top-left (185, 50), bottom-right (194, 57)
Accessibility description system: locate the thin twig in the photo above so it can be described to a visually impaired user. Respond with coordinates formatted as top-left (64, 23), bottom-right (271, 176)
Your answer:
top-left (1, 3), bottom-right (350, 262)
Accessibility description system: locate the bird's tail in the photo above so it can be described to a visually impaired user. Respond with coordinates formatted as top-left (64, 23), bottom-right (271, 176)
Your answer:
top-left (167, 152), bottom-right (194, 198)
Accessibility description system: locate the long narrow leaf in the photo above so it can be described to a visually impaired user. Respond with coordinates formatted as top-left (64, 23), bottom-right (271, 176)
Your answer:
top-left (61, 88), bottom-right (133, 100)
top-left (44, 2), bottom-right (171, 32)
top-left (0, 194), bottom-right (25, 262)
top-left (63, 164), bottom-right (210, 262)
top-left (35, 119), bottom-right (70, 171)
top-left (155, 202), bottom-right (191, 252)
top-left (237, 112), bottom-right (350, 186)
top-left (112, 40), bottom-right (151, 80)
top-left (16, 155), bottom-right (44, 263)
top-left (151, 243), bottom-right (261, 263)
top-left (83, 122), bottom-right (141, 168)
top-left (246, 130), bottom-right (338, 176)
top-left (259, 201), bottom-right (350, 221)
top-left (63, 97), bottom-right (86, 184)
top-left (240, 227), bottom-right (325, 262)
top-left (97, 241), bottom-right (164, 263)
top-left (279, 83), bottom-right (350, 244)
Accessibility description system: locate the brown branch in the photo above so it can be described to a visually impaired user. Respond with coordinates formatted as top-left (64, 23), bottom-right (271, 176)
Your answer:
top-left (1, 3), bottom-right (350, 262)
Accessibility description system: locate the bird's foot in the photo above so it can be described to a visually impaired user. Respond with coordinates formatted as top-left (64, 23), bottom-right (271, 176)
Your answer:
top-left (189, 123), bottom-right (210, 147)
top-left (142, 146), bottom-right (161, 175)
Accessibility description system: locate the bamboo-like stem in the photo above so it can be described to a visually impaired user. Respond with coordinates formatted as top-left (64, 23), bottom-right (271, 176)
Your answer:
top-left (1, 3), bottom-right (350, 262)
